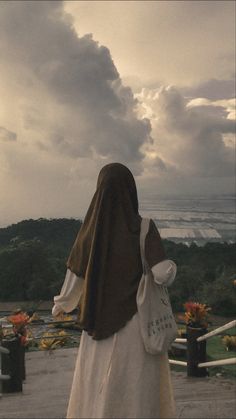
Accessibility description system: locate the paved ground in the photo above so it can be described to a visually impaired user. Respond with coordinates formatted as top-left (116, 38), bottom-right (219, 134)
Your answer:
top-left (0, 348), bottom-right (235, 418)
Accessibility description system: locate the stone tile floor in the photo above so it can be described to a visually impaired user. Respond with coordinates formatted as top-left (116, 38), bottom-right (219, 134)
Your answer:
top-left (0, 348), bottom-right (235, 418)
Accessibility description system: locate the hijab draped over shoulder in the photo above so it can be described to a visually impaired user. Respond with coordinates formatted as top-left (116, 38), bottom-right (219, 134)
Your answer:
top-left (67, 163), bottom-right (166, 340)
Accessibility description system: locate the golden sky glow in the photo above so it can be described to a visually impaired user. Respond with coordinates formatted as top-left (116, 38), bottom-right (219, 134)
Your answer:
top-left (0, 1), bottom-right (235, 226)
top-left (65, 1), bottom-right (235, 87)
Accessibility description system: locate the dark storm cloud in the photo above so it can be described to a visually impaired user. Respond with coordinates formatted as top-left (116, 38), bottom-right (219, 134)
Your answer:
top-left (0, 1), bottom-right (151, 165)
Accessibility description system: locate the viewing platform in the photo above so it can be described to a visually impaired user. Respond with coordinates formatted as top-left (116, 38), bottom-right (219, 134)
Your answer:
top-left (0, 347), bottom-right (235, 419)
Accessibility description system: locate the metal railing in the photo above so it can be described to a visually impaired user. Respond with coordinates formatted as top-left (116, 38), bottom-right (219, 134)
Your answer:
top-left (0, 318), bottom-right (235, 383)
top-left (197, 320), bottom-right (236, 342)
top-left (196, 320), bottom-right (236, 369)
top-left (169, 320), bottom-right (236, 372)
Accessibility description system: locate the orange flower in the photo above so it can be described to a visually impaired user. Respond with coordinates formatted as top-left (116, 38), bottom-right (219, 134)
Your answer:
top-left (183, 301), bottom-right (211, 328)
top-left (8, 312), bottom-right (29, 327)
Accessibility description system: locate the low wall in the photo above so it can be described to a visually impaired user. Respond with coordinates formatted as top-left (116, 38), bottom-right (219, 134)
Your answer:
top-left (0, 301), bottom-right (53, 314)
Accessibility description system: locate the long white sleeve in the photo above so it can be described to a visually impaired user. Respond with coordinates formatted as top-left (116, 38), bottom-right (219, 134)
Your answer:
top-left (151, 259), bottom-right (177, 287)
top-left (52, 269), bottom-right (84, 316)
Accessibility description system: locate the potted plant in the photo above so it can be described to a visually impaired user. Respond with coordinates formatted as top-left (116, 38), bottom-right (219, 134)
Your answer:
top-left (6, 310), bottom-right (30, 382)
top-left (184, 301), bottom-right (211, 330)
top-left (183, 301), bottom-right (211, 377)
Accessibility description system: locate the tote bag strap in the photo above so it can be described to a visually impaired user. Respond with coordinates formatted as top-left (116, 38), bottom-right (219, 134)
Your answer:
top-left (140, 218), bottom-right (150, 274)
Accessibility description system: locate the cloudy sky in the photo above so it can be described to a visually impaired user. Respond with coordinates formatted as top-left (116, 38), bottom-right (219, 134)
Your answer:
top-left (0, 1), bottom-right (235, 226)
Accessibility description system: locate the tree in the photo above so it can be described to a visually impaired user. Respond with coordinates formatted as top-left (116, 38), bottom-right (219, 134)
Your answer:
top-left (0, 218), bottom-right (235, 316)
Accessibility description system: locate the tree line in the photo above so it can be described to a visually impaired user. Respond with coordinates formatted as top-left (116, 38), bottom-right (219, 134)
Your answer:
top-left (0, 218), bottom-right (235, 316)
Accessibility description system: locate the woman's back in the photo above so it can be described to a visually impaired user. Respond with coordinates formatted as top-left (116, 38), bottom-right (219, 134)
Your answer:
top-left (53, 163), bottom-right (177, 418)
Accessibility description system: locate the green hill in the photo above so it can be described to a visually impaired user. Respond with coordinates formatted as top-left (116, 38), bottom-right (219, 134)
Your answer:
top-left (0, 218), bottom-right (82, 302)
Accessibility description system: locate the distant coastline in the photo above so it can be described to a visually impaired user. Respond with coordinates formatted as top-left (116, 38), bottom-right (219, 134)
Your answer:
top-left (1, 194), bottom-right (235, 245)
top-left (140, 194), bottom-right (235, 246)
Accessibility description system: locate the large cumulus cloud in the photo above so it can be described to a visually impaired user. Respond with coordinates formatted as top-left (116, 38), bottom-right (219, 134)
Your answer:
top-left (0, 1), bottom-right (151, 166)
top-left (136, 86), bottom-right (235, 182)
top-left (0, 1), bottom-right (153, 225)
top-left (0, 1), bottom-right (235, 225)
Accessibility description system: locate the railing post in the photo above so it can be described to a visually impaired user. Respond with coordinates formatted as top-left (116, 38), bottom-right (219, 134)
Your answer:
top-left (2, 337), bottom-right (23, 392)
top-left (186, 326), bottom-right (208, 377)
top-left (0, 348), bottom-right (2, 396)
top-left (0, 345), bottom-right (10, 397)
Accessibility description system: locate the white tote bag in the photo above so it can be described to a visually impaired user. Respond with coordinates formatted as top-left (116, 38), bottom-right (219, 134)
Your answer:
top-left (136, 218), bottom-right (178, 355)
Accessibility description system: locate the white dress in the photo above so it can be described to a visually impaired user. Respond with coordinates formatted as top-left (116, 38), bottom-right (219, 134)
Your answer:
top-left (52, 260), bottom-right (177, 419)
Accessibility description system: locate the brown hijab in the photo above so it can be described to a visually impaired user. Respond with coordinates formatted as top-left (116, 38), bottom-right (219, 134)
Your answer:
top-left (67, 163), bottom-right (166, 339)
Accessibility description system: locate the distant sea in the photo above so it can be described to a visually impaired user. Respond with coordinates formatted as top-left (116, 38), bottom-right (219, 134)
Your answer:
top-left (139, 194), bottom-right (236, 246)
top-left (0, 194), bottom-right (235, 246)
